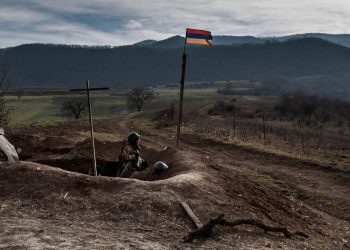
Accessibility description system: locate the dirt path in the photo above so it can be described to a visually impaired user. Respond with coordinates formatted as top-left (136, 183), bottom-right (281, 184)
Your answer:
top-left (179, 134), bottom-right (350, 222)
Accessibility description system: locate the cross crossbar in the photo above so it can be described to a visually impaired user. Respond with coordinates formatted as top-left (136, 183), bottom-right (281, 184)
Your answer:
top-left (70, 87), bottom-right (109, 92)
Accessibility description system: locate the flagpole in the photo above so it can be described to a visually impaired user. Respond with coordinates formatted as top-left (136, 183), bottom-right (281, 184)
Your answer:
top-left (176, 31), bottom-right (188, 148)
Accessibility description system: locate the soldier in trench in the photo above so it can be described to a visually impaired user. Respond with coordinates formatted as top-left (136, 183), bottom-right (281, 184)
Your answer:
top-left (117, 132), bottom-right (148, 178)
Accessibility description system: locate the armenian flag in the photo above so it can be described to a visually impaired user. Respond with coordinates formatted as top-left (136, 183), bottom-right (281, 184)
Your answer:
top-left (186, 28), bottom-right (213, 46)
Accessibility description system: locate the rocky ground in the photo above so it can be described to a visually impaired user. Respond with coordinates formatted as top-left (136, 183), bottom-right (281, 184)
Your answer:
top-left (0, 118), bottom-right (349, 249)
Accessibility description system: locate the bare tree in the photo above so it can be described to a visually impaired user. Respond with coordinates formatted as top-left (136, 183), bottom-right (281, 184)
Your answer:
top-left (127, 87), bottom-right (155, 112)
top-left (61, 98), bottom-right (87, 119)
top-left (0, 51), bottom-right (11, 127)
top-left (15, 88), bottom-right (24, 101)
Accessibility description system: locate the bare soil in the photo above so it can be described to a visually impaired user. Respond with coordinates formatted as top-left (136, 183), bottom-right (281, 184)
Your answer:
top-left (0, 118), bottom-right (349, 249)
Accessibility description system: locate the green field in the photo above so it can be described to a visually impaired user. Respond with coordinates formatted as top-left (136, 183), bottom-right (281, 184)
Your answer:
top-left (6, 93), bottom-right (128, 127)
top-left (6, 83), bottom-right (241, 127)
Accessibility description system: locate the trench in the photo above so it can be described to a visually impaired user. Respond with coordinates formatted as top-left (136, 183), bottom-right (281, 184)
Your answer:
top-left (31, 141), bottom-right (178, 181)
top-left (8, 132), bottom-right (182, 181)
top-left (36, 157), bottom-right (176, 182)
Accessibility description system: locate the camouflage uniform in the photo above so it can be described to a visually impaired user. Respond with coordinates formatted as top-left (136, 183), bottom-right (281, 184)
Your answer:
top-left (118, 144), bottom-right (143, 178)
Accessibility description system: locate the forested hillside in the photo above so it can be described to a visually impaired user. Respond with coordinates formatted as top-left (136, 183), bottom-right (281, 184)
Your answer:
top-left (3, 38), bottom-right (350, 96)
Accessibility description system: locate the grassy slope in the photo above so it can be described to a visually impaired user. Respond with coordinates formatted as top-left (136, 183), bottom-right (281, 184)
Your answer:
top-left (6, 94), bottom-right (127, 127)
top-left (6, 85), bottom-right (231, 127)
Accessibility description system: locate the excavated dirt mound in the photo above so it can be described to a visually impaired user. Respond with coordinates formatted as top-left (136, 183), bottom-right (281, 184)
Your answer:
top-left (1, 154), bottom-right (349, 249)
top-left (1, 124), bottom-right (350, 249)
top-left (8, 128), bottom-right (188, 181)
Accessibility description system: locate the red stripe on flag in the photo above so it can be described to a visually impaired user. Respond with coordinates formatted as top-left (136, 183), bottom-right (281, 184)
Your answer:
top-left (186, 28), bottom-right (211, 36)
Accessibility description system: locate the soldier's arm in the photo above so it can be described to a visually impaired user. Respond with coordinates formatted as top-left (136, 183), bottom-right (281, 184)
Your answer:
top-left (121, 146), bottom-right (137, 161)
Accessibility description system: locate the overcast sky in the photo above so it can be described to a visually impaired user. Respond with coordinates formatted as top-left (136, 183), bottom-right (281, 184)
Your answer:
top-left (1, 0), bottom-right (350, 48)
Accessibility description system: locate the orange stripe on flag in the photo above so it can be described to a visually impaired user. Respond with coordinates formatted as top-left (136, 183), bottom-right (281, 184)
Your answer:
top-left (186, 38), bottom-right (212, 46)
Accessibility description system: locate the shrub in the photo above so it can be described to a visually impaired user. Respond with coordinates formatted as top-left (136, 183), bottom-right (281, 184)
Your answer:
top-left (275, 91), bottom-right (350, 125)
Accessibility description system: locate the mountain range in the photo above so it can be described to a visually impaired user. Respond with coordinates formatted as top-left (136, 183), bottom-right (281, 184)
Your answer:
top-left (1, 33), bottom-right (350, 99)
top-left (133, 33), bottom-right (350, 49)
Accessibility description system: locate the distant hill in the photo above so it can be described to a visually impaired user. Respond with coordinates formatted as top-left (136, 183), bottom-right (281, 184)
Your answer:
top-left (150, 35), bottom-right (185, 49)
top-left (3, 38), bottom-right (350, 99)
top-left (132, 39), bottom-right (157, 47)
top-left (214, 35), bottom-right (264, 46)
top-left (133, 33), bottom-right (350, 48)
top-left (276, 33), bottom-right (350, 48)
top-left (133, 35), bottom-right (265, 49)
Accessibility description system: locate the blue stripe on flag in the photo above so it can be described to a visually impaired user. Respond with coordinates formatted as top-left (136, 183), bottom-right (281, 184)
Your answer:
top-left (186, 33), bottom-right (213, 40)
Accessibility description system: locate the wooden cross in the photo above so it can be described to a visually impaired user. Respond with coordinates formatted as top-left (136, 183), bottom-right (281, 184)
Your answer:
top-left (70, 80), bottom-right (109, 176)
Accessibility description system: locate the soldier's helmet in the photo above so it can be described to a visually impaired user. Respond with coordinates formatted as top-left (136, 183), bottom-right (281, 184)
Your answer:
top-left (127, 132), bottom-right (140, 144)
top-left (154, 161), bottom-right (169, 173)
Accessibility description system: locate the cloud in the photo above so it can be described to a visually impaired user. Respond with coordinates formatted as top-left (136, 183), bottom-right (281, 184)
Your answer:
top-left (0, 14), bottom-right (173, 48)
top-left (123, 20), bottom-right (143, 30)
top-left (0, 6), bottom-right (50, 26)
top-left (1, 0), bottom-right (350, 47)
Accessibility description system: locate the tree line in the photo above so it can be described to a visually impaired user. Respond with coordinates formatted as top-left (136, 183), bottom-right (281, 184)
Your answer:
top-left (209, 91), bottom-right (350, 127)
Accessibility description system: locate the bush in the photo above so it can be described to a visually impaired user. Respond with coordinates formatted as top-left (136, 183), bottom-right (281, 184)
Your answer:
top-left (208, 100), bottom-right (236, 115)
top-left (275, 91), bottom-right (350, 125)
